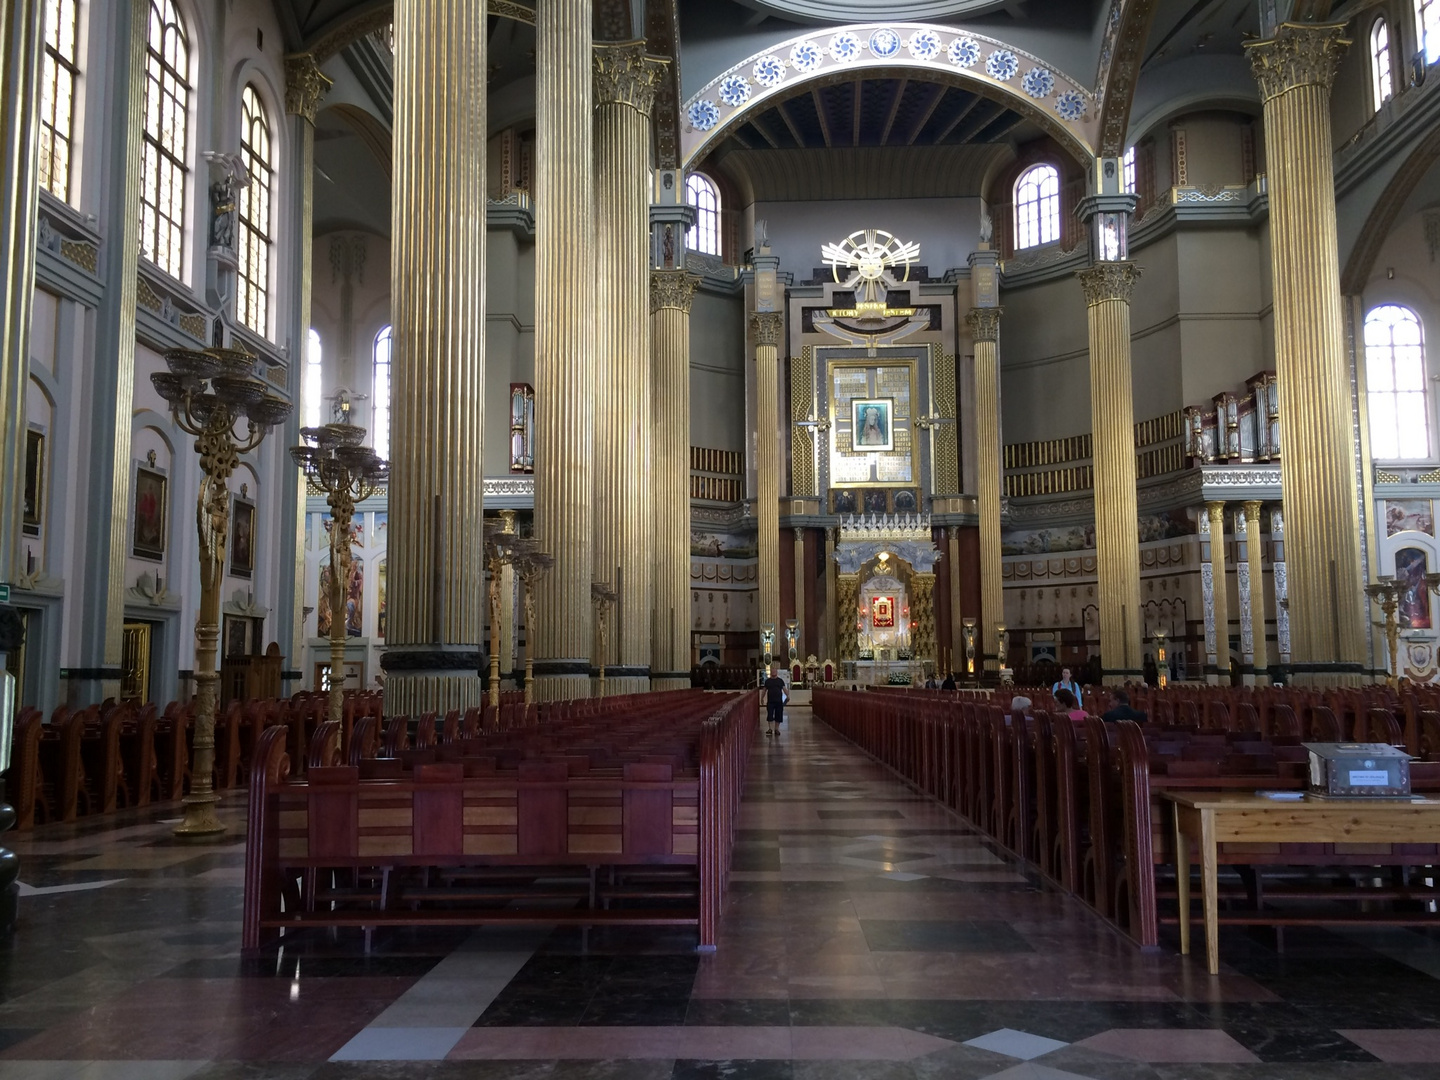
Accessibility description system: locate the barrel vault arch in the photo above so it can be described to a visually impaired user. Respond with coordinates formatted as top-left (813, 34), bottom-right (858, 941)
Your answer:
top-left (681, 23), bottom-right (1099, 169)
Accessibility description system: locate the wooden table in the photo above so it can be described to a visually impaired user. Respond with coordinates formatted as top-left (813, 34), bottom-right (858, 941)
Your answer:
top-left (1166, 791), bottom-right (1440, 975)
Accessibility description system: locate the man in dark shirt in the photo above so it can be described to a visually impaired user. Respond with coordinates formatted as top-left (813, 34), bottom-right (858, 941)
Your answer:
top-left (763, 665), bottom-right (787, 737)
top-left (1101, 688), bottom-right (1147, 724)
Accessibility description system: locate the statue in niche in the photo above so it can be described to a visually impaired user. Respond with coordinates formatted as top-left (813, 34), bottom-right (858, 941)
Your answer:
top-left (210, 173), bottom-right (240, 250)
top-left (978, 205), bottom-right (994, 246)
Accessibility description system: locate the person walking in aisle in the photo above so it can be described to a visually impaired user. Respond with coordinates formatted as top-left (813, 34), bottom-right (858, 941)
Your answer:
top-left (764, 664), bottom-right (788, 737)
top-left (1051, 666), bottom-right (1083, 708)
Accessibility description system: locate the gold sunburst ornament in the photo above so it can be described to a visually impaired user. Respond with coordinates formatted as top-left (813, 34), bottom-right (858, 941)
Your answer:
top-left (821, 229), bottom-right (921, 318)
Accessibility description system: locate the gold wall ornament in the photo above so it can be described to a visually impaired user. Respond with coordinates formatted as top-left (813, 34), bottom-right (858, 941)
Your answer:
top-left (650, 270), bottom-right (698, 314)
top-left (1078, 261), bottom-right (1142, 307)
top-left (593, 40), bottom-right (667, 115)
top-left (1245, 22), bottom-right (1350, 101)
top-left (1242, 499), bottom-right (1269, 680)
top-left (284, 53), bottom-right (333, 122)
top-left (910, 572), bottom-right (937, 664)
top-left (750, 311), bottom-right (784, 348)
top-left (790, 348), bottom-right (817, 498)
top-left (965, 307), bottom-right (1003, 344)
top-left (1365, 578), bottom-right (1401, 686)
top-left (1206, 501), bottom-right (1232, 679)
top-left (837, 572), bottom-right (861, 663)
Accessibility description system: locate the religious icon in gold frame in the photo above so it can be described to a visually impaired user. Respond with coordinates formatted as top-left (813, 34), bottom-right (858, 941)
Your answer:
top-left (851, 398), bottom-right (893, 452)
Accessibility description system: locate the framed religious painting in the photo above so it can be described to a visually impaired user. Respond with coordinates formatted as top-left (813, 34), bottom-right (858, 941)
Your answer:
top-left (230, 496), bottom-right (256, 578)
top-left (22, 428), bottom-right (44, 536)
top-left (851, 398), bottom-right (894, 452)
top-left (132, 466), bottom-right (168, 560)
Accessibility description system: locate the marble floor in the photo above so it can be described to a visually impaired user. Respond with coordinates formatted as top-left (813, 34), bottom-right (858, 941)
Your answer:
top-left (2, 706), bottom-right (1440, 1079)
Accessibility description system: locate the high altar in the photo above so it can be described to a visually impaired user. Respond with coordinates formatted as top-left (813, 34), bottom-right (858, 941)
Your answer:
top-left (777, 227), bottom-right (978, 684)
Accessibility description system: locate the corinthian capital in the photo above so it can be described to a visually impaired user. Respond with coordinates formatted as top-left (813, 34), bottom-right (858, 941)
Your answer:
top-left (750, 312), bottom-right (784, 348)
top-left (1077, 262), bottom-right (1141, 307)
top-left (1246, 22), bottom-right (1349, 102)
top-left (965, 307), bottom-right (1003, 343)
top-left (594, 41), bottom-right (667, 115)
top-left (285, 53), bottom-right (333, 122)
top-left (651, 270), bottom-right (699, 314)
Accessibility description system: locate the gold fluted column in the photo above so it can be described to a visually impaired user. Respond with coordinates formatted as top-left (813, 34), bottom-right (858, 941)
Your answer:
top-left (382, 0), bottom-right (487, 715)
top-left (911, 572), bottom-right (937, 669)
top-left (0, 0), bottom-right (44, 585)
top-left (531, 0), bottom-right (595, 700)
top-left (1244, 500), bottom-right (1269, 682)
top-left (1206, 501), bottom-right (1231, 683)
top-left (947, 525), bottom-right (962, 678)
top-left (752, 312), bottom-right (784, 639)
top-left (592, 42), bottom-right (664, 695)
top-left (966, 308), bottom-right (1004, 674)
top-left (1079, 263), bottom-right (1143, 683)
top-left (824, 527), bottom-right (838, 664)
top-left (1247, 24), bottom-right (1365, 684)
top-left (651, 270), bottom-right (699, 690)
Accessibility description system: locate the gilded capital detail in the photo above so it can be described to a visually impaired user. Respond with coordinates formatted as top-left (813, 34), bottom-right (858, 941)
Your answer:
top-left (1246, 23), bottom-right (1349, 101)
top-left (593, 41), bottom-right (666, 115)
top-left (284, 53), bottom-right (333, 122)
top-left (650, 270), bottom-right (699, 314)
top-left (966, 307), bottom-right (1003, 343)
top-left (750, 312), bottom-right (784, 348)
top-left (1078, 262), bottom-right (1141, 307)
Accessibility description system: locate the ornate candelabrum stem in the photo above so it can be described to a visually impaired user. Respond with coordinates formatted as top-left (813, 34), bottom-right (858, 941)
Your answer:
top-left (591, 582), bottom-right (616, 700)
top-left (1154, 629), bottom-right (1169, 690)
top-left (1367, 578), bottom-right (1402, 687)
top-left (510, 539), bottom-right (555, 706)
top-left (291, 420), bottom-right (388, 758)
top-left (153, 348), bottom-right (292, 838)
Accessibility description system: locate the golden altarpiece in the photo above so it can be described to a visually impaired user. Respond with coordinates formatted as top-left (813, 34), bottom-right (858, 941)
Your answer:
top-left (781, 230), bottom-right (977, 684)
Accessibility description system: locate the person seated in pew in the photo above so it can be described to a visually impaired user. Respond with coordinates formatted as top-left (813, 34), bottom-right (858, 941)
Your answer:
top-left (1101, 688), bottom-right (1147, 724)
top-left (940, 672), bottom-right (957, 691)
top-left (1010, 696), bottom-right (1032, 716)
top-left (1054, 688), bottom-right (1087, 723)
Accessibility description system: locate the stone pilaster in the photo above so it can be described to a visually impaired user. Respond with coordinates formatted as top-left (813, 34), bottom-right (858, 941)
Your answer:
top-left (382, 0), bottom-right (488, 715)
top-left (792, 528), bottom-right (806, 659)
top-left (1078, 262), bottom-right (1143, 683)
top-left (651, 270), bottom-right (699, 690)
top-left (68, 0), bottom-right (144, 703)
top-left (531, 0), bottom-right (595, 700)
top-left (966, 308), bottom-right (1004, 674)
top-left (280, 53), bottom-right (331, 688)
top-left (1247, 23), bottom-right (1365, 684)
top-left (752, 312), bottom-right (784, 640)
top-left (1207, 501), bottom-right (1231, 682)
top-left (837, 571), bottom-right (860, 664)
top-left (1243, 500), bottom-right (1269, 682)
top-left (592, 41), bottom-right (665, 695)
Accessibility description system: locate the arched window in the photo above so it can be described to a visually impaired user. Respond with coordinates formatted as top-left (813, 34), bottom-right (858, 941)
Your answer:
top-left (39, 0), bottom-right (81, 203)
top-left (1420, 0), bottom-right (1440, 66)
top-left (373, 326), bottom-right (392, 461)
top-left (140, 0), bottom-right (191, 277)
top-left (1014, 164), bottom-right (1060, 250)
top-left (238, 85), bottom-right (275, 336)
top-left (1122, 147), bottom-right (1136, 195)
top-left (1372, 19), bottom-right (1394, 111)
top-left (685, 173), bottom-right (720, 257)
top-left (1366, 305), bottom-right (1429, 460)
top-left (303, 328), bottom-right (322, 430)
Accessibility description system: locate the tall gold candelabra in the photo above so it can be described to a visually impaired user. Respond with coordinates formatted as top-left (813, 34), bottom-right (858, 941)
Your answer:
top-left (1366, 577), bottom-right (1401, 686)
top-left (152, 347), bottom-right (292, 838)
top-left (291, 423), bottom-right (388, 754)
top-left (510, 538), bottom-right (554, 704)
top-left (591, 581), bottom-right (617, 699)
top-left (485, 523), bottom-right (519, 708)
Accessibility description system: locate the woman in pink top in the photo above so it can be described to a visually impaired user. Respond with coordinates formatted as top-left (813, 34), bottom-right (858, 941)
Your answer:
top-left (1054, 688), bottom-right (1087, 723)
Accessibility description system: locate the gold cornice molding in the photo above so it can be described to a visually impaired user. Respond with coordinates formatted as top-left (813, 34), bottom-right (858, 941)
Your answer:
top-left (1246, 22), bottom-right (1350, 101)
top-left (750, 311), bottom-right (784, 348)
top-left (965, 307), bottom-right (1003, 343)
top-left (594, 40), bottom-right (667, 115)
top-left (285, 53), bottom-right (333, 122)
top-left (1078, 262), bottom-right (1141, 306)
top-left (651, 269), bottom-right (699, 314)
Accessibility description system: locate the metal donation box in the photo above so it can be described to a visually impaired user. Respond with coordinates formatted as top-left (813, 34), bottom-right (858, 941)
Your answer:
top-left (1303, 743), bottom-right (1412, 798)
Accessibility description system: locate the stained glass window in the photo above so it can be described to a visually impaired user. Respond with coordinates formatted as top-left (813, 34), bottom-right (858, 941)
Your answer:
top-left (237, 85), bottom-right (274, 336)
top-left (685, 173), bottom-right (720, 257)
top-left (1372, 18), bottom-right (1393, 111)
top-left (140, 0), bottom-right (191, 276)
top-left (39, 0), bottom-right (80, 202)
top-left (373, 325), bottom-right (392, 460)
top-left (1366, 305), bottom-right (1429, 460)
top-left (1014, 164), bottom-right (1060, 250)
